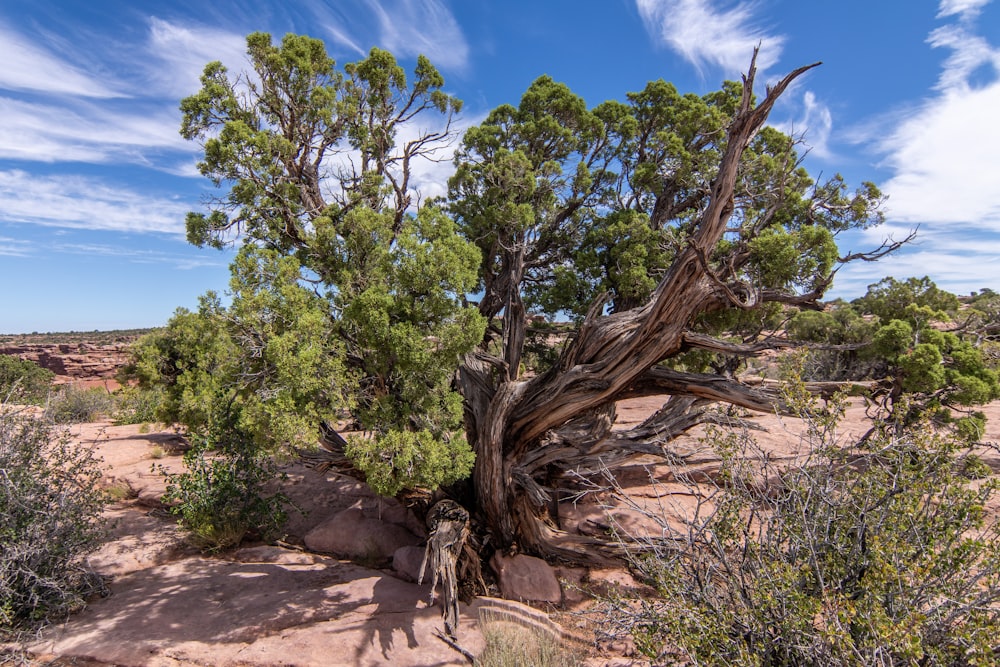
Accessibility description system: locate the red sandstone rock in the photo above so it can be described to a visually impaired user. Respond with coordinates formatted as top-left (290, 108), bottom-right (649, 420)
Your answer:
top-left (393, 544), bottom-right (429, 582)
top-left (491, 552), bottom-right (562, 604)
top-left (0, 342), bottom-right (130, 387)
top-left (304, 507), bottom-right (422, 562)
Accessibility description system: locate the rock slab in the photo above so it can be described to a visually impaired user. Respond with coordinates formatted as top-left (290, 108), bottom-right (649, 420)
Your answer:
top-left (393, 545), bottom-right (428, 583)
top-left (491, 553), bottom-right (562, 604)
top-left (304, 507), bottom-right (421, 562)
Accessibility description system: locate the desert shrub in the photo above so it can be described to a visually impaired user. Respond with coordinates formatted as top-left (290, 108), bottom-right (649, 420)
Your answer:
top-left (160, 424), bottom-right (290, 552)
top-left (44, 385), bottom-right (116, 423)
top-left (112, 385), bottom-right (163, 425)
top-left (0, 406), bottom-right (107, 635)
top-left (0, 356), bottom-right (54, 405)
top-left (601, 388), bottom-right (1000, 666)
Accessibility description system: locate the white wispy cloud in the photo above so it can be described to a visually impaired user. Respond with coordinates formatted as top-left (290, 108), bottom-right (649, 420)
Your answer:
top-left (400, 112), bottom-right (486, 203)
top-left (833, 239), bottom-right (1000, 298)
top-left (51, 242), bottom-right (227, 270)
top-left (873, 4), bottom-right (1000, 231)
top-left (0, 19), bottom-right (212, 170)
top-left (317, 109), bottom-right (484, 209)
top-left (362, 0), bottom-right (469, 71)
top-left (145, 17), bottom-right (249, 98)
top-left (0, 171), bottom-right (190, 235)
top-left (0, 236), bottom-right (32, 257)
top-left (773, 90), bottom-right (835, 160)
top-left (634, 0), bottom-right (784, 76)
top-left (312, 0), bottom-right (469, 70)
top-left (0, 97), bottom-right (188, 164)
top-left (835, 0), bottom-right (1000, 301)
top-left (323, 23), bottom-right (368, 58)
top-left (0, 22), bottom-right (122, 98)
top-left (937, 0), bottom-right (992, 19)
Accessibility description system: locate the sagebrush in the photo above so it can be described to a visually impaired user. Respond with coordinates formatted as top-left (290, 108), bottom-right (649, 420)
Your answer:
top-left (601, 387), bottom-right (1000, 665)
top-left (0, 405), bottom-right (107, 635)
top-left (44, 385), bottom-right (115, 424)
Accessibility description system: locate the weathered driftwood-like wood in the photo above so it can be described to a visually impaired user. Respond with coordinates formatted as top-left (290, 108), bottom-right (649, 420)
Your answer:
top-left (418, 500), bottom-right (470, 638)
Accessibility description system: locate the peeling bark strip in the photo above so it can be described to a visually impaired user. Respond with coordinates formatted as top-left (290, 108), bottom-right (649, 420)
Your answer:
top-left (419, 500), bottom-right (470, 638)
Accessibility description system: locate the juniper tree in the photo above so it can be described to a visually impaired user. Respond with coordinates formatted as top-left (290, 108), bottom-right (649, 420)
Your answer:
top-left (175, 33), bottom-right (896, 562)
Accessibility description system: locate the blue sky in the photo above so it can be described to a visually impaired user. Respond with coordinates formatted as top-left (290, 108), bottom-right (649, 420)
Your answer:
top-left (1, 0), bottom-right (998, 333)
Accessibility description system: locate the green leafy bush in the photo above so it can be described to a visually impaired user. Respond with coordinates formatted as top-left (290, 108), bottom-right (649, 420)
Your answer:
top-left (44, 385), bottom-right (116, 423)
top-left (602, 390), bottom-right (1000, 665)
top-left (160, 425), bottom-right (290, 552)
top-left (345, 428), bottom-right (475, 497)
top-left (0, 406), bottom-right (107, 635)
top-left (112, 385), bottom-right (163, 425)
top-left (0, 356), bottom-right (54, 405)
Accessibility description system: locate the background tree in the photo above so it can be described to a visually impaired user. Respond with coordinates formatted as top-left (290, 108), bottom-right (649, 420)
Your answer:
top-left (445, 55), bottom-right (894, 561)
top-left (787, 276), bottom-right (1000, 441)
top-left (0, 356), bottom-right (54, 405)
top-left (176, 34), bottom-right (897, 563)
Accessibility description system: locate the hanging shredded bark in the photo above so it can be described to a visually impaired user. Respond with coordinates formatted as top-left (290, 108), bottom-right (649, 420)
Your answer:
top-left (418, 499), bottom-right (470, 638)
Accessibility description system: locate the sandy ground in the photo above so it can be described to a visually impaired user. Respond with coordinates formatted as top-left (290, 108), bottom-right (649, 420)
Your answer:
top-left (7, 395), bottom-right (1000, 666)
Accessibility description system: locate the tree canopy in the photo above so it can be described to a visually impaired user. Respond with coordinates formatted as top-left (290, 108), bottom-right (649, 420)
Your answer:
top-left (144, 32), bottom-right (913, 562)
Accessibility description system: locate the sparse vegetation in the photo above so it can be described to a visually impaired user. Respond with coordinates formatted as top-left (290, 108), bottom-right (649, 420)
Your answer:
top-left (0, 328), bottom-right (154, 346)
top-left (103, 477), bottom-right (137, 502)
top-left (159, 422), bottom-right (291, 552)
top-left (0, 356), bottom-right (54, 405)
top-left (600, 382), bottom-right (1000, 666)
top-left (476, 611), bottom-right (581, 667)
top-left (0, 405), bottom-right (108, 636)
top-left (112, 385), bottom-right (163, 426)
top-left (44, 385), bottom-right (116, 424)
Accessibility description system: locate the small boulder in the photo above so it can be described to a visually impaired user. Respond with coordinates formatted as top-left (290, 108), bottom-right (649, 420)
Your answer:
top-left (304, 508), bottom-right (421, 563)
top-left (392, 545), bottom-right (428, 583)
top-left (554, 565), bottom-right (588, 606)
top-left (491, 553), bottom-right (562, 604)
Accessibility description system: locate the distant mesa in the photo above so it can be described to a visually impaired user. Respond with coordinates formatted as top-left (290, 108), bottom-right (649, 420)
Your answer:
top-left (0, 330), bottom-right (148, 390)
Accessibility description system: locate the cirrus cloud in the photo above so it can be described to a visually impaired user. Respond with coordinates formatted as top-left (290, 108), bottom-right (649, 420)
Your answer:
top-left (634, 0), bottom-right (784, 76)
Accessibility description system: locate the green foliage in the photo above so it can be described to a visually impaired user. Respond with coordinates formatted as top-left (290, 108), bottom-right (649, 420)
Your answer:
top-left (603, 390), bottom-right (1000, 666)
top-left (790, 278), bottom-right (1000, 436)
top-left (123, 294), bottom-right (237, 435)
top-left (0, 355), bottom-right (54, 405)
top-left (448, 63), bottom-right (883, 402)
top-left (161, 424), bottom-right (290, 552)
top-left (112, 385), bottom-right (163, 425)
top-left (44, 385), bottom-right (116, 423)
top-left (747, 224), bottom-right (838, 293)
top-left (786, 305), bottom-right (876, 380)
top-left (0, 406), bottom-right (107, 635)
top-left (345, 429), bottom-right (475, 497)
top-left (870, 318), bottom-right (914, 359)
top-left (226, 247), bottom-right (352, 448)
top-left (177, 34), bottom-right (484, 497)
top-left (854, 276), bottom-right (960, 324)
